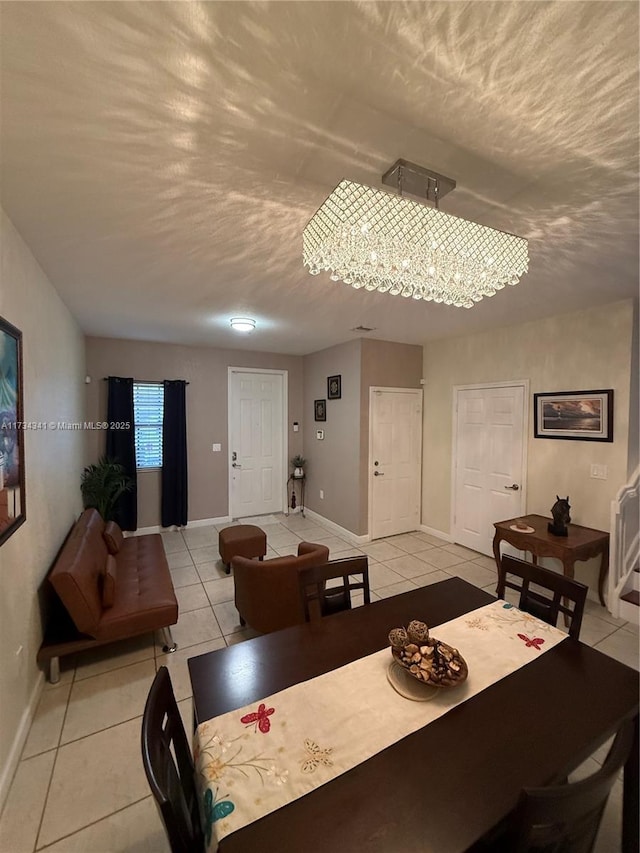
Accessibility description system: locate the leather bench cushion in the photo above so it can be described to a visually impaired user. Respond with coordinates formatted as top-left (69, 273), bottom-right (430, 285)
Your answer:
top-left (96, 534), bottom-right (178, 640)
top-left (102, 555), bottom-right (118, 608)
top-left (103, 521), bottom-right (124, 555)
top-left (74, 507), bottom-right (106, 538)
top-left (49, 509), bottom-right (109, 636)
top-left (219, 524), bottom-right (267, 564)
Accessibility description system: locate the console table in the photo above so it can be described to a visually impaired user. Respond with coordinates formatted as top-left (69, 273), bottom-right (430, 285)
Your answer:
top-left (493, 514), bottom-right (610, 607)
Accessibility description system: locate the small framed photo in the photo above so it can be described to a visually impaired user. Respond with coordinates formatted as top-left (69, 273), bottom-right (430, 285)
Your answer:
top-left (314, 399), bottom-right (326, 422)
top-left (327, 375), bottom-right (341, 400)
top-left (533, 389), bottom-right (614, 442)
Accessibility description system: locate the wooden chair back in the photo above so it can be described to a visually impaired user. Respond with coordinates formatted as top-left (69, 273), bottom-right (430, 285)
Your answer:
top-left (299, 556), bottom-right (370, 622)
top-left (508, 718), bottom-right (635, 853)
top-left (141, 666), bottom-right (204, 853)
top-left (497, 555), bottom-right (587, 640)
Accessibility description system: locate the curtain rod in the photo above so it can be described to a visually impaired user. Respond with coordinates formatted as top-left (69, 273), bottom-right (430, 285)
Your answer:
top-left (102, 378), bottom-right (190, 385)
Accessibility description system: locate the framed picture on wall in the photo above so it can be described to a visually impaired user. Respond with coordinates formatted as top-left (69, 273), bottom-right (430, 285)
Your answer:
top-left (0, 316), bottom-right (26, 545)
top-left (533, 389), bottom-right (614, 442)
top-left (314, 399), bottom-right (326, 422)
top-left (327, 375), bottom-right (341, 400)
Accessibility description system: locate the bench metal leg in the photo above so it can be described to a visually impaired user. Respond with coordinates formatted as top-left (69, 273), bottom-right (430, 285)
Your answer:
top-left (49, 657), bottom-right (60, 684)
top-left (161, 627), bottom-right (177, 653)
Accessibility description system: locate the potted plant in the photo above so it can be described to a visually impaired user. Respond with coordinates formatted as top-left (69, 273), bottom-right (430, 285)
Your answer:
top-left (80, 455), bottom-right (134, 521)
top-left (291, 454), bottom-right (306, 479)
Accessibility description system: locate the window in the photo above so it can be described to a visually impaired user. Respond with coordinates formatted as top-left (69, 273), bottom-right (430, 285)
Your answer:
top-left (133, 382), bottom-right (164, 469)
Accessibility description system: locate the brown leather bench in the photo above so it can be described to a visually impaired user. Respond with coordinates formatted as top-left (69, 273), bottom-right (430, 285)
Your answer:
top-left (37, 509), bottom-right (178, 682)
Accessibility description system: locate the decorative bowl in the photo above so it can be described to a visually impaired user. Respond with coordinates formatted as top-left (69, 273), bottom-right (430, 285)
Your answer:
top-left (389, 621), bottom-right (468, 688)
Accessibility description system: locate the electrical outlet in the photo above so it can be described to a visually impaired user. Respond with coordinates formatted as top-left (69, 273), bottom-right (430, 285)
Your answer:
top-left (320, 490), bottom-right (324, 499)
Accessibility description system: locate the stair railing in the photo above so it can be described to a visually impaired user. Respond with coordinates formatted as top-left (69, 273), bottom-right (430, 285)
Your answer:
top-left (608, 466), bottom-right (640, 618)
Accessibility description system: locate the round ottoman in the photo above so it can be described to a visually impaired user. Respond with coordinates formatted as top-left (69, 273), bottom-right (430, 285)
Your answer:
top-left (218, 524), bottom-right (267, 575)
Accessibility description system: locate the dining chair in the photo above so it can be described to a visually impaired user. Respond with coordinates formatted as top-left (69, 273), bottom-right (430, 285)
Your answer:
top-left (506, 718), bottom-right (635, 852)
top-left (299, 555), bottom-right (370, 622)
top-left (497, 554), bottom-right (588, 640)
top-left (141, 666), bottom-right (205, 853)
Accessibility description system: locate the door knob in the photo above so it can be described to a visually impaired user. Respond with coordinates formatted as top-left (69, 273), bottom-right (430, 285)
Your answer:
top-left (374, 471), bottom-right (384, 476)
top-left (232, 462), bottom-right (242, 468)
top-left (504, 483), bottom-right (519, 490)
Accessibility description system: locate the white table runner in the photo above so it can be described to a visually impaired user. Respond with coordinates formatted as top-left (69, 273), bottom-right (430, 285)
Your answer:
top-left (194, 600), bottom-right (567, 848)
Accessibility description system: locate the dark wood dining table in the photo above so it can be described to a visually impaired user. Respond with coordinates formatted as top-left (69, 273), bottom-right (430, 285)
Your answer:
top-left (188, 577), bottom-right (639, 853)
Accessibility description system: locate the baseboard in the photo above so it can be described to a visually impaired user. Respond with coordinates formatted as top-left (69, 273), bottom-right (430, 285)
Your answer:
top-left (133, 516), bottom-right (231, 536)
top-left (304, 508), bottom-right (370, 545)
top-left (0, 670), bottom-right (44, 813)
top-left (418, 524), bottom-right (453, 543)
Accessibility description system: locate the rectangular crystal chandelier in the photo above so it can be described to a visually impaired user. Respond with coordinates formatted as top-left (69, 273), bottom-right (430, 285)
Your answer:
top-left (303, 160), bottom-right (528, 309)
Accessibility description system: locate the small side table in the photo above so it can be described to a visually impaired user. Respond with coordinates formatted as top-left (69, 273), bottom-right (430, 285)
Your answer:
top-left (493, 514), bottom-right (610, 607)
top-left (287, 475), bottom-right (306, 517)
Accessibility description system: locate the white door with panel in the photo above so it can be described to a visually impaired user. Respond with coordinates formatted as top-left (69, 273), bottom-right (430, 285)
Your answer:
top-left (370, 388), bottom-right (422, 540)
top-left (453, 384), bottom-right (526, 556)
top-left (229, 370), bottom-right (285, 519)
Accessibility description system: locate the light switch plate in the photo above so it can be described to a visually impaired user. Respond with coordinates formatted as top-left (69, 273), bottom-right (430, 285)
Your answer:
top-left (590, 463), bottom-right (607, 480)
top-left (212, 443), bottom-right (221, 452)
top-left (316, 429), bottom-right (324, 440)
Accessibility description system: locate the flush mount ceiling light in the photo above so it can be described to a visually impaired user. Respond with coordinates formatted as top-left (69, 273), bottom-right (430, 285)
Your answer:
top-left (230, 317), bottom-right (256, 332)
top-left (303, 159), bottom-right (529, 309)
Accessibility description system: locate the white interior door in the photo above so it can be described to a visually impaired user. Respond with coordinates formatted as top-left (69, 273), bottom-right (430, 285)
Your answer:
top-left (453, 384), bottom-right (527, 555)
top-left (229, 370), bottom-right (286, 519)
top-left (370, 388), bottom-right (422, 540)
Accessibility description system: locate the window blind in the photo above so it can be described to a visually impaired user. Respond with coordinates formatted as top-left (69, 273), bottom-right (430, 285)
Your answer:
top-left (133, 382), bottom-right (164, 468)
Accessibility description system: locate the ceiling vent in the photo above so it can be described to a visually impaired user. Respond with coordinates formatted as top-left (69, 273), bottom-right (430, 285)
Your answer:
top-left (350, 325), bottom-right (376, 332)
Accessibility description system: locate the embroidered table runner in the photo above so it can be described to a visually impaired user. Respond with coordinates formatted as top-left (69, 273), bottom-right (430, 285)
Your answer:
top-left (195, 601), bottom-right (566, 848)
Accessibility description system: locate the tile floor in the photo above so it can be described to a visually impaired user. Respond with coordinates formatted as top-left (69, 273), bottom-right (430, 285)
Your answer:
top-left (1, 514), bottom-right (637, 852)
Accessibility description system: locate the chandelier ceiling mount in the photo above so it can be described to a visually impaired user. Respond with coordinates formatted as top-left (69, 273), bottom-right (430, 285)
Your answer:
top-left (381, 159), bottom-right (456, 205)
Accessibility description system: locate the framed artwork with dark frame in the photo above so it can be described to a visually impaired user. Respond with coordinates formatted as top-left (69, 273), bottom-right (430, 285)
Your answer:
top-left (533, 389), bottom-right (614, 442)
top-left (0, 316), bottom-right (26, 545)
top-left (314, 399), bottom-right (326, 422)
top-left (327, 375), bottom-right (342, 400)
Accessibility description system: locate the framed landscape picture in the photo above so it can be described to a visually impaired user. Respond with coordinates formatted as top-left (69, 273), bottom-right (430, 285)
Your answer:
top-left (0, 316), bottom-right (26, 544)
top-left (533, 389), bottom-right (613, 442)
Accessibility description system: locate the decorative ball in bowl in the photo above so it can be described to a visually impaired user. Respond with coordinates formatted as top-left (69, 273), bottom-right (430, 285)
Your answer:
top-left (388, 620), bottom-right (468, 688)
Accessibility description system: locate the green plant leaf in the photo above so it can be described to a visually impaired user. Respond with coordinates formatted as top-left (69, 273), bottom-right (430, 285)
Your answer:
top-left (80, 455), bottom-right (134, 521)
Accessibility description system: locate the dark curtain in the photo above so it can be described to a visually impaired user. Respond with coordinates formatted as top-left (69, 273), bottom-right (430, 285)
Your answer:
top-left (106, 376), bottom-right (137, 531)
top-left (162, 380), bottom-right (188, 527)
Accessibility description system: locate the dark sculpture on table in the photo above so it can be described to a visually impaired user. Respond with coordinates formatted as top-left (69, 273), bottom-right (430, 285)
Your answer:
top-left (548, 496), bottom-right (571, 537)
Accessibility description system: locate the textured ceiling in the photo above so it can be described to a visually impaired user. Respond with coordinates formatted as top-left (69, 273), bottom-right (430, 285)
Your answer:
top-left (1, 1), bottom-right (638, 355)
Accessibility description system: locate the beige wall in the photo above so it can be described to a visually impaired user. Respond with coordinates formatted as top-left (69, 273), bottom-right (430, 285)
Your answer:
top-left (359, 339), bottom-right (423, 532)
top-left (422, 299), bottom-right (634, 593)
top-left (85, 337), bottom-right (303, 528)
top-left (0, 211), bottom-right (85, 799)
top-left (627, 299), bottom-right (639, 477)
top-left (303, 340), bottom-right (362, 533)
top-left (303, 338), bottom-right (423, 535)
